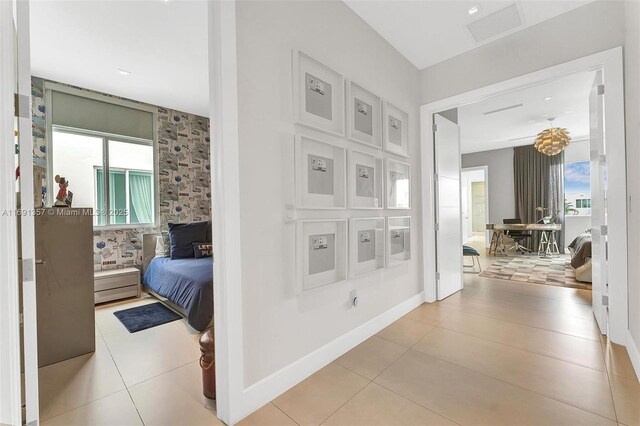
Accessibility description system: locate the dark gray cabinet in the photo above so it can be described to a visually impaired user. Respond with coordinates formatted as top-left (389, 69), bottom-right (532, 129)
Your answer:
top-left (35, 209), bottom-right (94, 367)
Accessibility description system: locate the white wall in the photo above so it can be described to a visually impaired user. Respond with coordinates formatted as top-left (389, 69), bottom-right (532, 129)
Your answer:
top-left (421, 0), bottom-right (640, 376)
top-left (564, 138), bottom-right (590, 163)
top-left (624, 0), bottom-right (640, 367)
top-left (235, 0), bottom-right (421, 387)
top-left (462, 148), bottom-right (514, 226)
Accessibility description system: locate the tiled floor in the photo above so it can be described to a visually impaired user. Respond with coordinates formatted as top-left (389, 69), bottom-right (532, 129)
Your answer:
top-left (38, 238), bottom-right (640, 426)
top-left (39, 294), bottom-right (221, 426)
top-left (243, 237), bottom-right (640, 426)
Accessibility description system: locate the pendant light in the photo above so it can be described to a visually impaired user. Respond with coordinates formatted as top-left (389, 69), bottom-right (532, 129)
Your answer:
top-left (534, 118), bottom-right (570, 156)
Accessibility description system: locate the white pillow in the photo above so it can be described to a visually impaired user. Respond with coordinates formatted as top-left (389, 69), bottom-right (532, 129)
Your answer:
top-left (154, 235), bottom-right (166, 258)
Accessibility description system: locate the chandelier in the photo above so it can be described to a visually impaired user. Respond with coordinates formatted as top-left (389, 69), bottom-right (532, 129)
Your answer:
top-left (534, 118), bottom-right (570, 156)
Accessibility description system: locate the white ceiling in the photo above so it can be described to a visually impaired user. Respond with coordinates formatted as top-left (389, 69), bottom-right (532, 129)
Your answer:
top-left (29, 0), bottom-right (209, 117)
top-left (344, 1), bottom-right (595, 70)
top-left (458, 70), bottom-right (595, 154)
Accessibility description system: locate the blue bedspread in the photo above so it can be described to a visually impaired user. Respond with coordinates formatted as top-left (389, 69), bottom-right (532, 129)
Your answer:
top-left (143, 257), bottom-right (213, 332)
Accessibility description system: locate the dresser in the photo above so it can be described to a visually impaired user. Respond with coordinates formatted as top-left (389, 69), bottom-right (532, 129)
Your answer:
top-left (35, 208), bottom-right (94, 367)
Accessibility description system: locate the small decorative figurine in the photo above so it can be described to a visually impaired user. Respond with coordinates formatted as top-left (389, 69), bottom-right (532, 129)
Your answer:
top-left (54, 175), bottom-right (72, 207)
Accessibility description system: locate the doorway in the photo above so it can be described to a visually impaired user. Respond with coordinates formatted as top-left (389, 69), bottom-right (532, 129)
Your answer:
top-left (422, 47), bottom-right (627, 344)
top-left (461, 166), bottom-right (488, 251)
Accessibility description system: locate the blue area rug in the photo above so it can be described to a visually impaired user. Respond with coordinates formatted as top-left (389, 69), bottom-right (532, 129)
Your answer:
top-left (113, 302), bottom-right (182, 333)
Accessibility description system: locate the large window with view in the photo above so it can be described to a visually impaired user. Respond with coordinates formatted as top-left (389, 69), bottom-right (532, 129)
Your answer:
top-left (51, 129), bottom-right (155, 226)
top-left (47, 86), bottom-right (156, 227)
top-left (564, 161), bottom-right (591, 216)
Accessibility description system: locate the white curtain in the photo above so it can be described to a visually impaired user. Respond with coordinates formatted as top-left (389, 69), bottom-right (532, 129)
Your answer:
top-left (129, 172), bottom-right (153, 224)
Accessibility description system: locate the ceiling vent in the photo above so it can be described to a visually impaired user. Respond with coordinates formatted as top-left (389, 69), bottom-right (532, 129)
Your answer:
top-left (467, 4), bottom-right (522, 43)
top-left (508, 134), bottom-right (537, 142)
top-left (483, 103), bottom-right (523, 115)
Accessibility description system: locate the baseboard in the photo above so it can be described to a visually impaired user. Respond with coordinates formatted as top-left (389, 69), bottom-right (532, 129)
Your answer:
top-left (625, 329), bottom-right (640, 382)
top-left (233, 291), bottom-right (426, 424)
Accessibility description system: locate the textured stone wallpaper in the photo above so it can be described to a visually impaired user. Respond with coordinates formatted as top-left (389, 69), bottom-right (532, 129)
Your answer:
top-left (31, 77), bottom-right (211, 270)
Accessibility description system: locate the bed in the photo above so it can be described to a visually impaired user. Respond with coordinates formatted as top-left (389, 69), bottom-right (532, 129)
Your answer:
top-left (568, 231), bottom-right (592, 283)
top-left (142, 234), bottom-right (214, 331)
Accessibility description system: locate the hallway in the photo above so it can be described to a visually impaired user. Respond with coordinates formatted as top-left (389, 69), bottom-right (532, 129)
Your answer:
top-left (241, 250), bottom-right (639, 425)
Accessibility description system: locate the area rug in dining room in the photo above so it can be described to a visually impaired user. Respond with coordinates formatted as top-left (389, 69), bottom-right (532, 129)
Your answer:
top-left (479, 256), bottom-right (590, 289)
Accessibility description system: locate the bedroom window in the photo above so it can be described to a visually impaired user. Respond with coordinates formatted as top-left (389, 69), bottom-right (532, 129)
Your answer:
top-left (47, 84), bottom-right (157, 228)
top-left (51, 128), bottom-right (155, 227)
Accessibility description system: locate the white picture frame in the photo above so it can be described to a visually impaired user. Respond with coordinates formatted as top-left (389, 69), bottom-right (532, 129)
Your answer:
top-left (383, 101), bottom-right (409, 157)
top-left (293, 50), bottom-right (345, 137)
top-left (297, 219), bottom-right (347, 292)
top-left (295, 135), bottom-right (346, 209)
top-left (349, 217), bottom-right (385, 277)
top-left (387, 216), bottom-right (411, 267)
top-left (386, 158), bottom-right (411, 209)
top-left (348, 150), bottom-right (383, 209)
top-left (346, 81), bottom-right (382, 148)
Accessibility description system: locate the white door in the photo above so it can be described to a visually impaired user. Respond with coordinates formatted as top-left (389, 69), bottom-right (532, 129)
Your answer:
top-left (434, 112), bottom-right (463, 300)
top-left (589, 71), bottom-right (607, 335)
top-left (17, 0), bottom-right (40, 423)
top-left (0, 2), bottom-right (23, 423)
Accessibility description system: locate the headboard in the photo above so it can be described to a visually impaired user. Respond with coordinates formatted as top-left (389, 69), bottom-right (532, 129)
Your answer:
top-left (142, 233), bottom-right (160, 275)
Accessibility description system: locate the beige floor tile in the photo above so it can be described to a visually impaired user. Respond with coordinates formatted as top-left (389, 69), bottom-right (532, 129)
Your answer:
top-left (436, 287), bottom-right (480, 308)
top-left (101, 321), bottom-right (200, 387)
top-left (273, 363), bottom-right (369, 426)
top-left (335, 336), bottom-right (407, 380)
top-left (39, 336), bottom-right (126, 421)
top-left (439, 310), bottom-right (605, 371)
top-left (469, 287), bottom-right (594, 320)
top-left (376, 317), bottom-right (435, 348)
top-left (465, 272), bottom-right (592, 306)
top-left (375, 350), bottom-right (616, 426)
top-left (602, 340), bottom-right (639, 381)
top-left (323, 382), bottom-right (456, 426)
top-left (95, 295), bottom-right (157, 336)
top-left (41, 390), bottom-right (142, 426)
top-left (449, 296), bottom-right (600, 341)
top-left (609, 373), bottom-right (640, 426)
top-left (174, 317), bottom-right (206, 344)
top-left (128, 361), bottom-right (223, 426)
top-left (413, 327), bottom-right (616, 420)
top-left (238, 403), bottom-right (297, 426)
top-left (405, 303), bottom-right (455, 325)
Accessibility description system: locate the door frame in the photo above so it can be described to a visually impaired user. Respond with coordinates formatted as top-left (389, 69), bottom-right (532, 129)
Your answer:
top-left (420, 47), bottom-right (628, 344)
top-left (461, 165), bottom-right (489, 246)
top-left (0, 1), bottom-right (23, 424)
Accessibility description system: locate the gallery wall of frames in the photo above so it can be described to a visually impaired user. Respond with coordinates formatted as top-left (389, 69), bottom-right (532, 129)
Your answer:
top-left (293, 50), bottom-right (412, 293)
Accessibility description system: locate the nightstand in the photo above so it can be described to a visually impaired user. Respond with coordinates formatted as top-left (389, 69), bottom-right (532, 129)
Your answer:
top-left (94, 267), bottom-right (141, 304)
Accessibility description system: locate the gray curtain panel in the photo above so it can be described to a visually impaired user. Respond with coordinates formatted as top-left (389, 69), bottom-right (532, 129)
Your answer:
top-left (513, 146), bottom-right (564, 253)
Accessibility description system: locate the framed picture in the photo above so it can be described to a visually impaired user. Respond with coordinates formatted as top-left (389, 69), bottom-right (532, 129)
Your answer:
top-left (348, 150), bottom-right (383, 209)
top-left (349, 218), bottom-right (385, 277)
top-left (346, 81), bottom-right (382, 148)
top-left (386, 158), bottom-right (411, 209)
top-left (297, 219), bottom-right (347, 292)
top-left (295, 135), bottom-right (346, 209)
top-left (293, 50), bottom-right (345, 137)
top-left (387, 216), bottom-right (411, 267)
top-left (383, 102), bottom-right (409, 157)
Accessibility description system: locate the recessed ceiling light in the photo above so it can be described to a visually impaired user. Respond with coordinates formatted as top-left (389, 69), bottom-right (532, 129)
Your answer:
top-left (468, 5), bottom-right (480, 15)
top-left (118, 69), bottom-right (131, 76)
top-left (544, 96), bottom-right (552, 101)
top-left (528, 120), bottom-right (536, 123)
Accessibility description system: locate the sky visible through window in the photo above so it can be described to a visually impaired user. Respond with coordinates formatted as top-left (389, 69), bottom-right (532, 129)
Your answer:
top-left (565, 161), bottom-right (590, 192)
